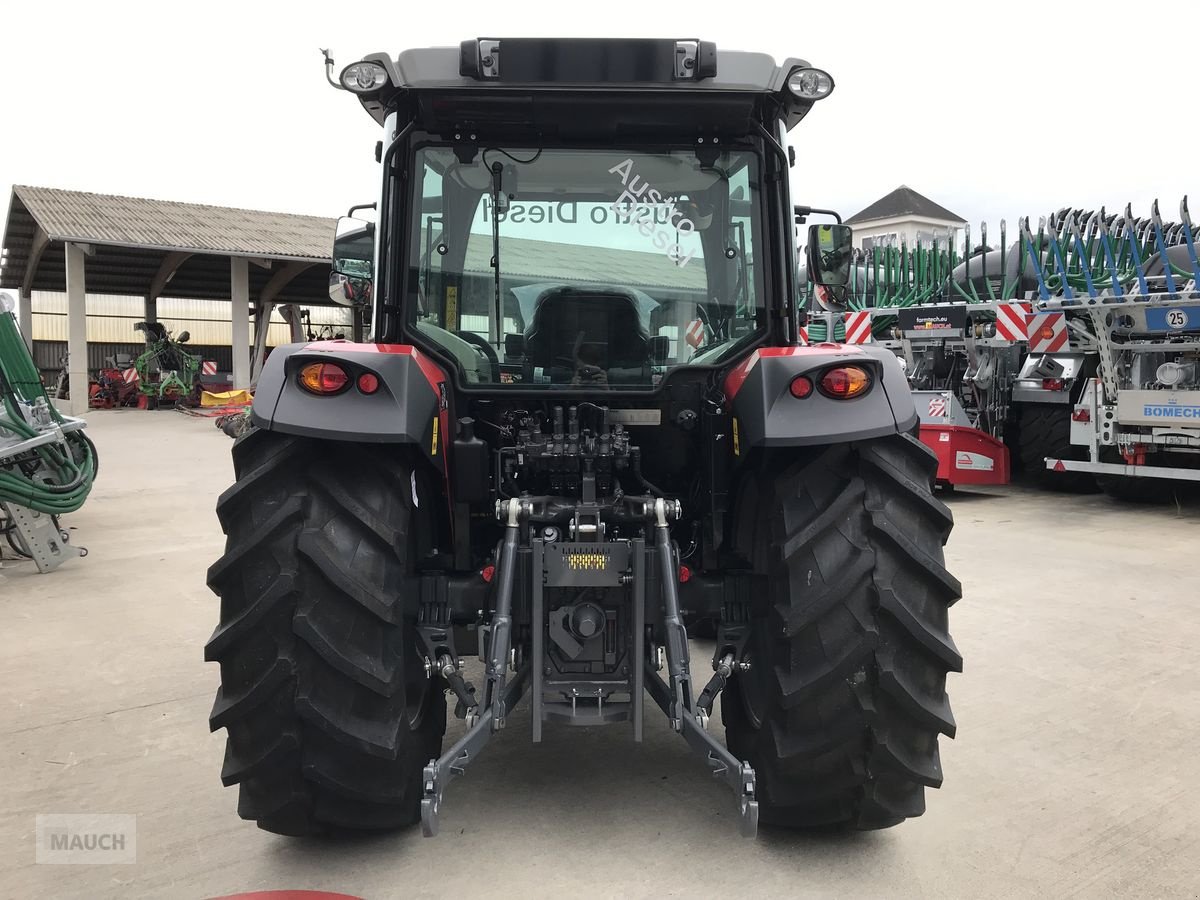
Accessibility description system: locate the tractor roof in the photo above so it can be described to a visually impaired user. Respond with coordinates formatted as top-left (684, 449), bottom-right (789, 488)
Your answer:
top-left (349, 39), bottom-right (820, 134)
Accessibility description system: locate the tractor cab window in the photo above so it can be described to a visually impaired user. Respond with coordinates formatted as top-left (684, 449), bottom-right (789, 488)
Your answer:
top-left (408, 145), bottom-right (765, 388)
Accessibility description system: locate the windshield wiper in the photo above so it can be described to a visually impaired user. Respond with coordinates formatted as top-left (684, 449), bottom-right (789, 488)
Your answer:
top-left (489, 161), bottom-right (505, 345)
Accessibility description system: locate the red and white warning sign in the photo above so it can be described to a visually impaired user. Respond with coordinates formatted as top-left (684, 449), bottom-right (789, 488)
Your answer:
top-left (927, 395), bottom-right (947, 418)
top-left (1027, 312), bottom-right (1068, 352)
top-left (798, 325), bottom-right (809, 345)
top-left (843, 311), bottom-right (873, 344)
top-left (995, 302), bottom-right (1030, 342)
top-left (684, 319), bottom-right (706, 349)
top-left (122, 367), bottom-right (139, 384)
top-left (201, 360), bottom-right (218, 375)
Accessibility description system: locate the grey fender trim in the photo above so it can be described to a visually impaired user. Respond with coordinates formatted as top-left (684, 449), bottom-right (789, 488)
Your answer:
top-left (726, 344), bottom-right (916, 450)
top-left (250, 342), bottom-right (445, 453)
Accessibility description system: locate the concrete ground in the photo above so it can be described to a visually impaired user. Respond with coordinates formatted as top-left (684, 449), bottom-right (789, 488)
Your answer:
top-left (2, 410), bottom-right (1199, 899)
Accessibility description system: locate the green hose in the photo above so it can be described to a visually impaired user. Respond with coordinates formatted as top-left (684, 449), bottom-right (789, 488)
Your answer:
top-left (0, 310), bottom-right (96, 514)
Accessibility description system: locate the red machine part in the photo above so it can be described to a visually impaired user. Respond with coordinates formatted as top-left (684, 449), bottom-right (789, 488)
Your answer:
top-left (919, 423), bottom-right (1010, 486)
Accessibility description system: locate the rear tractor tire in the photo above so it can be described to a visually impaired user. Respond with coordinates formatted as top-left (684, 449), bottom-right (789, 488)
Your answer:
top-left (206, 429), bottom-right (446, 835)
top-left (723, 433), bottom-right (962, 829)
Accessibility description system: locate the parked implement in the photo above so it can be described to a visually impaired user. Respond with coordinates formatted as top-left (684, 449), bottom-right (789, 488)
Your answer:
top-left (1021, 200), bottom-right (1200, 494)
top-left (132, 321), bottom-right (201, 408)
top-left (207, 40), bottom-right (961, 838)
top-left (808, 199), bottom-right (1200, 494)
top-left (0, 291), bottom-right (95, 572)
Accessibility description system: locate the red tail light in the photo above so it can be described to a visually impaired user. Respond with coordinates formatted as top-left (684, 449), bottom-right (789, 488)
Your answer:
top-left (678, 564), bottom-right (691, 583)
top-left (789, 375), bottom-right (814, 398)
top-left (1071, 408), bottom-right (1090, 422)
top-left (480, 564), bottom-right (496, 583)
top-left (1042, 378), bottom-right (1066, 391)
top-left (357, 372), bottom-right (380, 394)
top-left (298, 362), bottom-right (349, 394)
top-left (819, 366), bottom-right (872, 399)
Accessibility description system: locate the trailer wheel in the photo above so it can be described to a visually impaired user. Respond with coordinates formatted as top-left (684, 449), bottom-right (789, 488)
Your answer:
top-left (1016, 405), bottom-right (1097, 491)
top-left (1096, 474), bottom-right (1170, 503)
top-left (206, 429), bottom-right (445, 835)
top-left (723, 433), bottom-right (961, 829)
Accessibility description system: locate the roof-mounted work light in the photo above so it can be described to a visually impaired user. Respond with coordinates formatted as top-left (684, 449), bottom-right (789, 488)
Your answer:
top-left (339, 61), bottom-right (388, 93)
top-left (787, 67), bottom-right (835, 101)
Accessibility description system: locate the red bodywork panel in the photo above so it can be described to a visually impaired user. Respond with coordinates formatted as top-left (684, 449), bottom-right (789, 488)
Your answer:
top-left (920, 424), bottom-right (1010, 486)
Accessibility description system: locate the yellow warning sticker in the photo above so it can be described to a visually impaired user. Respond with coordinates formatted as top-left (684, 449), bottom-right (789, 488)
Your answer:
top-left (445, 286), bottom-right (458, 330)
top-left (431, 416), bottom-right (439, 456)
top-left (732, 417), bottom-right (740, 456)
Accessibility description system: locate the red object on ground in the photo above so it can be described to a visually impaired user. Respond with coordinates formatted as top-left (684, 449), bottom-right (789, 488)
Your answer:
top-left (918, 423), bottom-right (1010, 486)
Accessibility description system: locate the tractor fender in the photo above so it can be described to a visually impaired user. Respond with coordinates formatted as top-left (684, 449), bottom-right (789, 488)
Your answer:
top-left (251, 341), bottom-right (448, 462)
top-left (724, 344), bottom-right (917, 451)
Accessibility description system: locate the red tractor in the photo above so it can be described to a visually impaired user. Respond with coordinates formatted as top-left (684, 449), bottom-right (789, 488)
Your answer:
top-left (207, 39), bottom-right (961, 839)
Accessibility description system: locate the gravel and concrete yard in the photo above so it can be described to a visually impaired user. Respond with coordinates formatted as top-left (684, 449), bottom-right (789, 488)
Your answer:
top-left (2, 410), bottom-right (1198, 899)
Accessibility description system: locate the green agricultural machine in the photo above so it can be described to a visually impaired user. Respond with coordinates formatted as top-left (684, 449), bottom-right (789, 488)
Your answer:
top-left (0, 291), bottom-right (96, 572)
top-left (132, 321), bottom-right (202, 407)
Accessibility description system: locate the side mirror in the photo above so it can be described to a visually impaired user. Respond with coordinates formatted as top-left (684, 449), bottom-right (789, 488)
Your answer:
top-left (329, 215), bottom-right (375, 306)
top-left (177, 330), bottom-right (190, 343)
top-left (805, 223), bottom-right (854, 286)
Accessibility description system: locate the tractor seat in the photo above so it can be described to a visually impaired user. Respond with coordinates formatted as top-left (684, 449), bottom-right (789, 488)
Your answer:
top-left (523, 288), bottom-right (652, 385)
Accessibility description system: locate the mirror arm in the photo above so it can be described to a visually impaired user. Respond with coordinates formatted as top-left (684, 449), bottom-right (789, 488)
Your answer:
top-left (321, 49), bottom-right (344, 90)
top-left (794, 205), bottom-right (843, 224)
top-left (347, 202), bottom-right (377, 217)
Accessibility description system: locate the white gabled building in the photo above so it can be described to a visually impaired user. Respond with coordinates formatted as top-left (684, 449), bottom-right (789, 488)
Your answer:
top-left (846, 185), bottom-right (965, 251)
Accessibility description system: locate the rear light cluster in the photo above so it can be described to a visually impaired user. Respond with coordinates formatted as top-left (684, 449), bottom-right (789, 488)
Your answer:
top-left (297, 362), bottom-right (381, 396)
top-left (789, 365), bottom-right (873, 401)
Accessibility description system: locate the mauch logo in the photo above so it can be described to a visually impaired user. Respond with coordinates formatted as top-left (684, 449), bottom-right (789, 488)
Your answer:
top-left (36, 814), bottom-right (136, 865)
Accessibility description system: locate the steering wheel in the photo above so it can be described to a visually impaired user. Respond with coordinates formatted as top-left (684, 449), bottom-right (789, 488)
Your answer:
top-left (454, 331), bottom-right (502, 383)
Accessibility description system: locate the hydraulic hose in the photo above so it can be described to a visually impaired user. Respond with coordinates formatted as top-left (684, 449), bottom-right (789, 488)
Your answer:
top-left (0, 309), bottom-right (96, 514)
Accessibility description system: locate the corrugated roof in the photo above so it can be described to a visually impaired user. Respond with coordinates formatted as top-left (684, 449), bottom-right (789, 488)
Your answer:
top-left (846, 185), bottom-right (965, 225)
top-left (8, 185), bottom-right (335, 260)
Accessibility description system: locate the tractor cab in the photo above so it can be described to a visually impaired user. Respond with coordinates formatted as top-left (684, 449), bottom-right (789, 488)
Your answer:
top-left (324, 39), bottom-right (838, 393)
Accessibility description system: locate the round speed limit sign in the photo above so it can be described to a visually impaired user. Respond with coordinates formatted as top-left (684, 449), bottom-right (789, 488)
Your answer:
top-left (1166, 308), bottom-right (1189, 329)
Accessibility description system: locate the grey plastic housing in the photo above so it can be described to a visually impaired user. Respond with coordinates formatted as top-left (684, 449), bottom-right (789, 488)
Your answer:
top-left (251, 342), bottom-right (444, 450)
top-left (727, 344), bottom-right (917, 450)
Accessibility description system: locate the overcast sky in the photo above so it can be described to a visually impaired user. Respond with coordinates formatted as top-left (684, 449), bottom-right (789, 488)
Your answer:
top-left (2, 0), bottom-right (1196, 239)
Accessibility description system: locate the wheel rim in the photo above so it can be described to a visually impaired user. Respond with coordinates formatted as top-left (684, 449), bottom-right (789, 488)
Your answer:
top-left (737, 618), bottom-right (770, 731)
